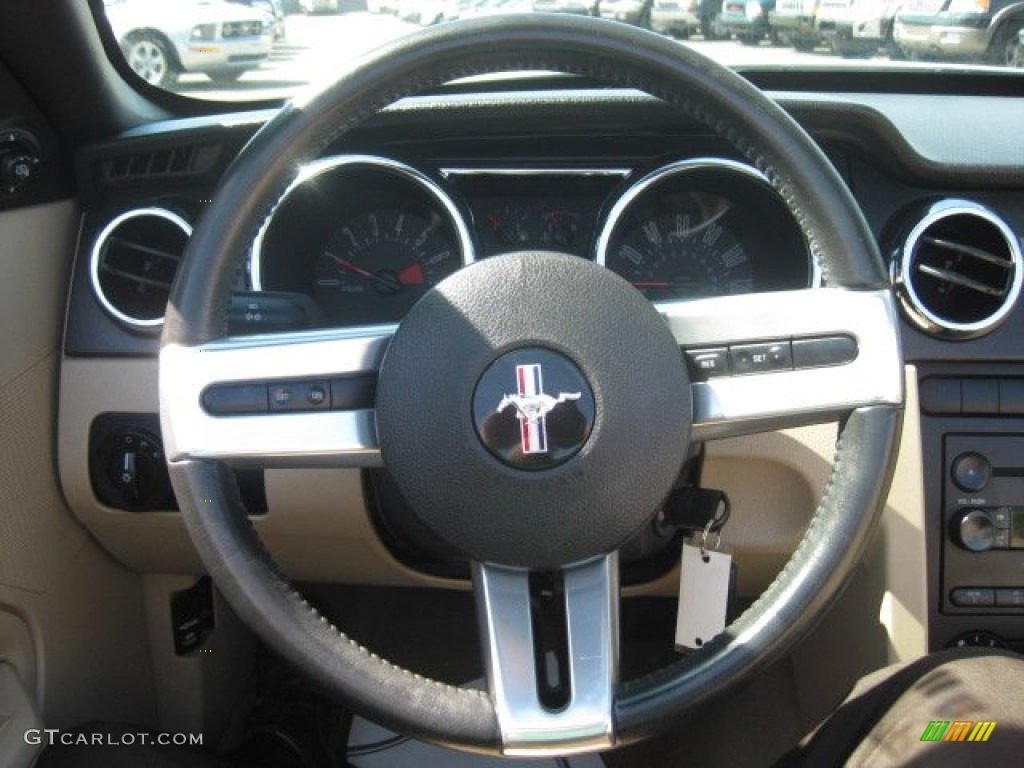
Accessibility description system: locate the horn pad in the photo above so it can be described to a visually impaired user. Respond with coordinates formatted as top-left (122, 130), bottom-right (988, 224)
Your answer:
top-left (375, 252), bottom-right (691, 569)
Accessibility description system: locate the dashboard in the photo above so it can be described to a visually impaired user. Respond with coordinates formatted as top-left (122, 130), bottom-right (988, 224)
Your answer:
top-left (54, 78), bottom-right (1024, 657)
top-left (96, 153), bottom-right (815, 332)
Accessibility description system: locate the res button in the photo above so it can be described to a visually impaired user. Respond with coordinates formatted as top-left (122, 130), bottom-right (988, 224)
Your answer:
top-left (684, 347), bottom-right (730, 380)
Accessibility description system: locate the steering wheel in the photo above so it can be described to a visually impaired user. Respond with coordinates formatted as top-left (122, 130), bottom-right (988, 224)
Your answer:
top-left (159, 14), bottom-right (903, 756)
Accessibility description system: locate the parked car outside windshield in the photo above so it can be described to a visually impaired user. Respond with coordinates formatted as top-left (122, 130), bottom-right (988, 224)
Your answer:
top-left (98, 0), bottom-right (1024, 100)
top-left (103, 0), bottom-right (275, 87)
top-left (894, 0), bottom-right (1024, 65)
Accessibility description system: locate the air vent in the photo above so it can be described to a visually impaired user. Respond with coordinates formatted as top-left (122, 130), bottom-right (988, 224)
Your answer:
top-left (97, 144), bottom-right (220, 182)
top-left (90, 208), bottom-right (192, 328)
top-left (893, 200), bottom-right (1022, 339)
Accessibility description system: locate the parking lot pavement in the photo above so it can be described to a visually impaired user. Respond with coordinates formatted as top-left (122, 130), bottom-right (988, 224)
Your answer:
top-left (173, 11), bottom-right (915, 102)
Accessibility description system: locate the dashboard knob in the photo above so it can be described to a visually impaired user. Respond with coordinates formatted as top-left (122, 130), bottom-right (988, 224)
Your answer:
top-left (0, 129), bottom-right (40, 195)
top-left (955, 508), bottom-right (995, 552)
top-left (951, 451), bottom-right (992, 492)
top-left (92, 427), bottom-right (172, 511)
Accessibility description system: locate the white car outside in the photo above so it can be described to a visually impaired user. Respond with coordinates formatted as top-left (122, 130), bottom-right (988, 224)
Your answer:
top-left (650, 0), bottom-right (701, 38)
top-left (104, 0), bottom-right (274, 87)
top-left (816, 0), bottom-right (905, 57)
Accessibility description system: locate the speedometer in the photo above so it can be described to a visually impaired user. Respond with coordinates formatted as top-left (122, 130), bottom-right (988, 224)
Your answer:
top-left (597, 158), bottom-right (813, 301)
top-left (606, 203), bottom-right (753, 302)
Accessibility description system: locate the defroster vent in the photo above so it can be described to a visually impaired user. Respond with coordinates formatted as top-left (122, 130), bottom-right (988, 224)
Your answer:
top-left (892, 200), bottom-right (1022, 338)
top-left (90, 207), bottom-right (192, 328)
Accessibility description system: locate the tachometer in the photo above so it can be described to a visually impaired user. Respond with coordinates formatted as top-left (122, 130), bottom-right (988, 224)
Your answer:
top-left (314, 209), bottom-right (458, 325)
top-left (251, 155), bottom-right (474, 327)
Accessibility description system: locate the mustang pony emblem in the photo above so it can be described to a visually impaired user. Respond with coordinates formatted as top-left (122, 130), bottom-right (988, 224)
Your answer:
top-left (496, 364), bottom-right (580, 455)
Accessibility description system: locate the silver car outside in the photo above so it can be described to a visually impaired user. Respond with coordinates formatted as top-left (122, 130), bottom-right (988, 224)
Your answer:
top-left (104, 0), bottom-right (274, 87)
top-left (650, 0), bottom-right (701, 36)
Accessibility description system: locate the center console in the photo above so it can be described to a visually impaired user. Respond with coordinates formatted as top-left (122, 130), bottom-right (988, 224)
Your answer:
top-left (919, 370), bottom-right (1024, 652)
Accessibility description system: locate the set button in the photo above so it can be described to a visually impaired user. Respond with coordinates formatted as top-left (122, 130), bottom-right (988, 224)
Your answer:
top-left (730, 342), bottom-right (792, 375)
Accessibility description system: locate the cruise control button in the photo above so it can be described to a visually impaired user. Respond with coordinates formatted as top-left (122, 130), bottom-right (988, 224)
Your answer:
top-left (791, 335), bottom-right (858, 369)
top-left (684, 347), bottom-right (729, 380)
top-left (950, 587), bottom-right (995, 607)
top-left (730, 341), bottom-right (792, 375)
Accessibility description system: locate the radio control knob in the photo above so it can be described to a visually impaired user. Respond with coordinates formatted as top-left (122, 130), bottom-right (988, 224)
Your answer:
top-left (951, 452), bottom-right (991, 493)
top-left (955, 508), bottom-right (995, 552)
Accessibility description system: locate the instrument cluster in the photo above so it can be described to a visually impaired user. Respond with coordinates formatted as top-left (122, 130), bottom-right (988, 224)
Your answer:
top-left (250, 156), bottom-right (815, 328)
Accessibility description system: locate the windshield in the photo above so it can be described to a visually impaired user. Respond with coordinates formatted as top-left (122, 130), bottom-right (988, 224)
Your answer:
top-left (99, 0), bottom-right (1023, 101)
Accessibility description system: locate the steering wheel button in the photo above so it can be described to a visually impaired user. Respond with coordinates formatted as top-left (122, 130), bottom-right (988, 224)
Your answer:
top-left (792, 335), bottom-right (858, 369)
top-left (307, 385), bottom-right (327, 406)
top-left (267, 381), bottom-right (332, 411)
top-left (270, 385), bottom-right (294, 409)
top-left (729, 341), bottom-right (792, 375)
top-left (329, 376), bottom-right (376, 410)
top-left (201, 383), bottom-right (269, 415)
top-left (684, 347), bottom-right (729, 380)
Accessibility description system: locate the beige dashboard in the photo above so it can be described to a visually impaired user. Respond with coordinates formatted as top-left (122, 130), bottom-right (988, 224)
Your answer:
top-left (57, 352), bottom-right (927, 649)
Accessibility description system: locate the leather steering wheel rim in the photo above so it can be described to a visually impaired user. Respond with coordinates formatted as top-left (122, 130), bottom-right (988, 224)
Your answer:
top-left (160, 14), bottom-right (903, 753)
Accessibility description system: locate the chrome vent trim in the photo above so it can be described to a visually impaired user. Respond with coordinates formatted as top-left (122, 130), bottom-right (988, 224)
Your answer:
top-left (892, 200), bottom-right (1022, 339)
top-left (90, 207), bottom-right (192, 328)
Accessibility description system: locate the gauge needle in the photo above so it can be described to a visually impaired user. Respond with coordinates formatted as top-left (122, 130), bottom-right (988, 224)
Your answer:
top-left (330, 254), bottom-right (375, 279)
top-left (329, 252), bottom-right (424, 291)
top-left (328, 253), bottom-right (401, 294)
top-left (630, 281), bottom-right (670, 288)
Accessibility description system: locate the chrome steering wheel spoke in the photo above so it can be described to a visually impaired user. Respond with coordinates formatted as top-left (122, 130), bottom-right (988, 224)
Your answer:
top-left (659, 287), bottom-right (904, 441)
top-left (473, 554), bottom-right (620, 756)
top-left (159, 325), bottom-right (393, 466)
